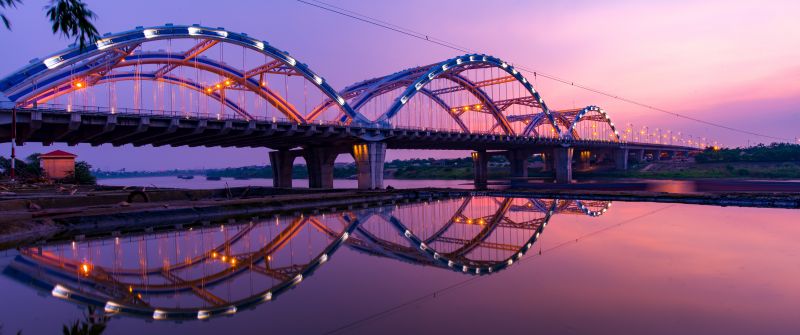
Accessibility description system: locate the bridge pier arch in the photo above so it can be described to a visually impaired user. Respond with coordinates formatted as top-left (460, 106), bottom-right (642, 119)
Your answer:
top-left (507, 149), bottom-right (533, 183)
top-left (472, 150), bottom-right (489, 187)
top-left (303, 146), bottom-right (340, 189)
top-left (553, 147), bottom-right (574, 183)
top-left (268, 149), bottom-right (300, 188)
top-left (614, 148), bottom-right (629, 170)
top-left (539, 151), bottom-right (553, 173)
top-left (351, 142), bottom-right (387, 190)
top-left (633, 149), bottom-right (645, 163)
top-left (577, 150), bottom-right (591, 170)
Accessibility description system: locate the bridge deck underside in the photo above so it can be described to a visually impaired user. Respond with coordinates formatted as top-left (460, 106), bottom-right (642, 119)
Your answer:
top-left (0, 110), bottom-right (696, 152)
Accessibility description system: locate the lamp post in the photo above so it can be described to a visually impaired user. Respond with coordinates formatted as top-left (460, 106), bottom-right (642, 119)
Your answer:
top-left (10, 107), bottom-right (16, 182)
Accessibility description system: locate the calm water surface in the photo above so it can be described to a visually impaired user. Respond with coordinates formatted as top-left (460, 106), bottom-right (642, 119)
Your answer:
top-left (0, 195), bottom-right (798, 334)
top-left (97, 176), bottom-right (475, 189)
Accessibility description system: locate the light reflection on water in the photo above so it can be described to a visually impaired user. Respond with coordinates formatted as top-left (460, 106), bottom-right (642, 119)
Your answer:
top-left (98, 176), bottom-right (476, 190)
top-left (0, 195), bottom-right (798, 334)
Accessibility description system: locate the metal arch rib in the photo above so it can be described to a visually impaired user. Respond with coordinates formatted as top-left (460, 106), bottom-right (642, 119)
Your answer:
top-left (0, 24), bottom-right (361, 123)
top-left (440, 198), bottom-right (514, 258)
top-left (567, 106), bottom-right (622, 142)
top-left (376, 54), bottom-right (552, 136)
top-left (20, 52), bottom-right (300, 121)
top-left (440, 72), bottom-right (513, 134)
top-left (30, 72), bottom-right (250, 118)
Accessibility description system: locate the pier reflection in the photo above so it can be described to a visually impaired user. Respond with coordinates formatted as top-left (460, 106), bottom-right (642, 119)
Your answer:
top-left (5, 196), bottom-right (611, 322)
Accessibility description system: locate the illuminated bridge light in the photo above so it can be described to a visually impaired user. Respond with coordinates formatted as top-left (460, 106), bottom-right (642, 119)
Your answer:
top-left (143, 29), bottom-right (159, 39)
top-left (96, 38), bottom-right (115, 50)
top-left (197, 310), bottom-right (210, 320)
top-left (153, 310), bottom-right (167, 320)
top-left (51, 285), bottom-right (70, 299)
top-left (104, 301), bottom-right (122, 314)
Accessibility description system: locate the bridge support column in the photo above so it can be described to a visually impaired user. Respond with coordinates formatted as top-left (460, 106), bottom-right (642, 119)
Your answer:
top-left (553, 147), bottom-right (574, 183)
top-left (577, 150), bottom-right (591, 170)
top-left (269, 149), bottom-right (297, 188)
top-left (508, 149), bottom-right (532, 182)
top-left (633, 149), bottom-right (645, 163)
top-left (303, 147), bottom-right (339, 189)
top-left (352, 142), bottom-right (386, 190)
top-left (472, 150), bottom-right (488, 186)
top-left (614, 149), bottom-right (629, 170)
top-left (540, 152), bottom-right (553, 172)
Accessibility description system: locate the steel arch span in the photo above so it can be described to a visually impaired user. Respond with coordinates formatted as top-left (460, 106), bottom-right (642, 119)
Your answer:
top-left (0, 24), bottom-right (367, 124)
top-left (0, 24), bottom-right (666, 148)
top-left (310, 54), bottom-right (565, 137)
top-left (4, 195), bottom-right (614, 321)
top-left (7, 213), bottom-right (359, 321)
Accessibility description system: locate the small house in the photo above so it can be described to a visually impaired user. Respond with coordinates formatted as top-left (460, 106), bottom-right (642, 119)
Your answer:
top-left (40, 150), bottom-right (77, 180)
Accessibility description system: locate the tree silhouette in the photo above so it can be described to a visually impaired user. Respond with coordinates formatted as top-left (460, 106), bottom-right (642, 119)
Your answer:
top-left (1, 0), bottom-right (99, 49)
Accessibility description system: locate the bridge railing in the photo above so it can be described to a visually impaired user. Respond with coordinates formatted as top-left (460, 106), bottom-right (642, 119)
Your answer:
top-left (3, 104), bottom-right (701, 149)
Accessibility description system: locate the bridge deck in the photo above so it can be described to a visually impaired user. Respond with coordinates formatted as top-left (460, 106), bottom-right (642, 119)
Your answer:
top-left (0, 109), bottom-right (696, 152)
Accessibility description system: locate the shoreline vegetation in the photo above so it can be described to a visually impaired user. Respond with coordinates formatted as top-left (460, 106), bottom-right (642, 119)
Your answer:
top-left (91, 144), bottom-right (800, 181)
top-left (5, 144), bottom-right (798, 182)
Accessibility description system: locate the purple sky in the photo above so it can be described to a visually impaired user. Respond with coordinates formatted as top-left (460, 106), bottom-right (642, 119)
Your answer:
top-left (1, 0), bottom-right (798, 170)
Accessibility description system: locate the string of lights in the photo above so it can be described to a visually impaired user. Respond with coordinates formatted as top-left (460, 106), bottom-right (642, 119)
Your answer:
top-left (295, 0), bottom-right (795, 143)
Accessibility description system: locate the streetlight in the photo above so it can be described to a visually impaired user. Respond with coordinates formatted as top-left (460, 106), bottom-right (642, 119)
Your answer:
top-left (10, 107), bottom-right (16, 183)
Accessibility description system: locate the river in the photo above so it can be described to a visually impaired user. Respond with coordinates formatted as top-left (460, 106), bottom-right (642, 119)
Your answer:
top-left (98, 176), bottom-right (475, 189)
top-left (0, 192), bottom-right (798, 334)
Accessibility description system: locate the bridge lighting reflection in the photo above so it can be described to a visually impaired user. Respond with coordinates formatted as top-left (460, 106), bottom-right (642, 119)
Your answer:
top-left (7, 196), bottom-right (615, 321)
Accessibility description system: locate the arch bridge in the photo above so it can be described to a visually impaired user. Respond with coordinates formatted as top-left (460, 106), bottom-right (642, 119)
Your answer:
top-left (0, 24), bottom-right (699, 187)
top-left (5, 195), bottom-right (611, 321)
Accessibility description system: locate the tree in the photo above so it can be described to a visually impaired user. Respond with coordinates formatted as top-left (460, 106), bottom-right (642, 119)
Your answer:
top-left (66, 160), bottom-right (96, 185)
top-left (1, 0), bottom-right (99, 49)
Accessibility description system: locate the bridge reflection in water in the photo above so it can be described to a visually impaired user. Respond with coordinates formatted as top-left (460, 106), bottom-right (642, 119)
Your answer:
top-left (5, 196), bottom-right (611, 321)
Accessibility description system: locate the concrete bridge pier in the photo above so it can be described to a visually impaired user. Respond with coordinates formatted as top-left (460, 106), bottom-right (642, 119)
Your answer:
top-left (268, 149), bottom-right (300, 188)
top-left (352, 142), bottom-right (387, 190)
top-left (508, 149), bottom-right (532, 181)
top-left (303, 146), bottom-right (339, 189)
top-left (614, 148), bottom-right (629, 170)
top-left (472, 150), bottom-right (489, 186)
top-left (577, 150), bottom-right (591, 170)
top-left (553, 147), bottom-right (574, 183)
top-left (633, 149), bottom-right (645, 163)
top-left (540, 152), bottom-right (553, 172)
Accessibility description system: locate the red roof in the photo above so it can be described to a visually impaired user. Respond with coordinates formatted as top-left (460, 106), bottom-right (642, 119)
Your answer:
top-left (40, 150), bottom-right (77, 158)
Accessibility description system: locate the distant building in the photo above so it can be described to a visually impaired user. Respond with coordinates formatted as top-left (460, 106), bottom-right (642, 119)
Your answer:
top-left (40, 150), bottom-right (77, 180)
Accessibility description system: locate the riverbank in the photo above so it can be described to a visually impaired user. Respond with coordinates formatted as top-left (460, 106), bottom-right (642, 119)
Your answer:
top-left (1, 181), bottom-right (798, 249)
